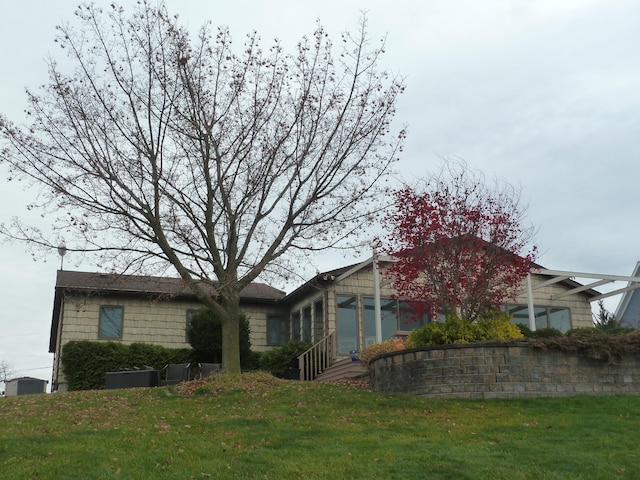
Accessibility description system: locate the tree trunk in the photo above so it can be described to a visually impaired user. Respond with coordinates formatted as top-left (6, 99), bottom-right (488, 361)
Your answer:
top-left (218, 288), bottom-right (242, 374)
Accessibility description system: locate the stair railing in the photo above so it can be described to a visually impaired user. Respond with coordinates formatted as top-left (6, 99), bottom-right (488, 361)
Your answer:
top-left (297, 331), bottom-right (337, 381)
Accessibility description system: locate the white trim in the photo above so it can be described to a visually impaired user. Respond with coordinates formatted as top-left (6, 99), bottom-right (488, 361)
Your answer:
top-left (532, 267), bottom-right (640, 303)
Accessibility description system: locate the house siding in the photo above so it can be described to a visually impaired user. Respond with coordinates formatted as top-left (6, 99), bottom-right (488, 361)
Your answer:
top-left (53, 292), bottom-right (282, 391)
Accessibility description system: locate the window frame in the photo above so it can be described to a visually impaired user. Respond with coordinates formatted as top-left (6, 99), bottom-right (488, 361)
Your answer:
top-left (504, 304), bottom-right (572, 332)
top-left (266, 314), bottom-right (289, 346)
top-left (98, 305), bottom-right (124, 340)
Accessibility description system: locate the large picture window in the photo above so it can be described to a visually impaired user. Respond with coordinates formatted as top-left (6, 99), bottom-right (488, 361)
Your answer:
top-left (99, 305), bottom-right (123, 339)
top-left (363, 297), bottom-right (400, 346)
top-left (363, 298), bottom-right (431, 345)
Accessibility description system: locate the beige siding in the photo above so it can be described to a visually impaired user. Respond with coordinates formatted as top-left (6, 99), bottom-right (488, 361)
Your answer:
top-left (54, 294), bottom-right (278, 389)
top-left (60, 294), bottom-right (197, 349)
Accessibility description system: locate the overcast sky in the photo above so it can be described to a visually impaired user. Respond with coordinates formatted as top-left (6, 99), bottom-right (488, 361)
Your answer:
top-left (1, 0), bottom-right (639, 387)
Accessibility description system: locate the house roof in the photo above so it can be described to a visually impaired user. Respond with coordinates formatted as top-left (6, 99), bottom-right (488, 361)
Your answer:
top-left (49, 270), bottom-right (286, 353)
top-left (54, 270), bottom-right (286, 300)
top-left (283, 263), bottom-right (360, 303)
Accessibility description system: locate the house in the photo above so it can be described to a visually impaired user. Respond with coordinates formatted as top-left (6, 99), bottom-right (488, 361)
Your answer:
top-left (615, 262), bottom-right (640, 328)
top-left (49, 257), bottom-right (599, 391)
top-left (49, 271), bottom-right (287, 392)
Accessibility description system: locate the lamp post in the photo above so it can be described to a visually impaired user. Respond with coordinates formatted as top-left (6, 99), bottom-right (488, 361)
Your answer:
top-left (57, 243), bottom-right (67, 270)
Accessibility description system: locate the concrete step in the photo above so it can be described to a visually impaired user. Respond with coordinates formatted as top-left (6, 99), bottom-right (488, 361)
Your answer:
top-left (314, 358), bottom-right (367, 382)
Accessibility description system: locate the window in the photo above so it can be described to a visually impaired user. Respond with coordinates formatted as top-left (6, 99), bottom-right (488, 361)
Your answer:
top-left (336, 295), bottom-right (358, 354)
top-left (302, 306), bottom-right (312, 343)
top-left (99, 306), bottom-right (123, 339)
top-left (397, 300), bottom-right (433, 328)
top-left (314, 300), bottom-right (324, 339)
top-left (363, 298), bottom-right (431, 345)
top-left (505, 305), bottom-right (571, 333)
top-left (363, 297), bottom-right (400, 345)
top-left (291, 312), bottom-right (301, 341)
top-left (267, 315), bottom-right (288, 345)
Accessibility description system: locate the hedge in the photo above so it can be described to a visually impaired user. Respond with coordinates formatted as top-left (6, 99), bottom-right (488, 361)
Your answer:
top-left (61, 340), bottom-right (194, 391)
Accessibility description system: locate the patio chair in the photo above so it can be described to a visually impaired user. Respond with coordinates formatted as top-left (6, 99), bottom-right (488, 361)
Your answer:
top-left (198, 363), bottom-right (222, 379)
top-left (159, 363), bottom-right (190, 386)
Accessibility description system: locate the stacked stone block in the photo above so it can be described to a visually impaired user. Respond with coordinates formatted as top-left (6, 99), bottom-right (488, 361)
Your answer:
top-left (369, 343), bottom-right (640, 399)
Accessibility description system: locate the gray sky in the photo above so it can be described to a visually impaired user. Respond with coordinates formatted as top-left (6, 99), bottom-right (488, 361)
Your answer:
top-left (1, 0), bottom-right (639, 387)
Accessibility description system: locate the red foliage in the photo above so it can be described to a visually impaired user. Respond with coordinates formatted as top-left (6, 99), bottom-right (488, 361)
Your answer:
top-left (383, 164), bottom-right (537, 321)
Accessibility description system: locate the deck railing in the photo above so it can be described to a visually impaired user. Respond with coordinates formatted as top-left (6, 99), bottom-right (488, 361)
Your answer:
top-left (297, 331), bottom-right (337, 381)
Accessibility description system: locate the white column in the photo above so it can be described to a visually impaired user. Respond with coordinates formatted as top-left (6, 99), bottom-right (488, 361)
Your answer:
top-left (526, 273), bottom-right (536, 331)
top-left (373, 248), bottom-right (382, 343)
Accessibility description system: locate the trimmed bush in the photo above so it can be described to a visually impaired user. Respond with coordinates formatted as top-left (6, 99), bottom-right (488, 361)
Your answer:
top-left (409, 314), bottom-right (523, 347)
top-left (476, 318), bottom-right (523, 341)
top-left (61, 340), bottom-right (193, 391)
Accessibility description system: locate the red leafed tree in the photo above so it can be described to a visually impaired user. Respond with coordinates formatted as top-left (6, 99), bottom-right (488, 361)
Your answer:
top-left (383, 161), bottom-right (537, 322)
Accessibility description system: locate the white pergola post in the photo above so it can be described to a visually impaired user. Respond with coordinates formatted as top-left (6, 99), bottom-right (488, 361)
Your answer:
top-left (526, 273), bottom-right (536, 331)
top-left (373, 248), bottom-right (382, 343)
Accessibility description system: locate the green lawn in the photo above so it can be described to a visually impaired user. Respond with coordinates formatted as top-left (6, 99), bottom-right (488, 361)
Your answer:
top-left (1, 373), bottom-right (638, 479)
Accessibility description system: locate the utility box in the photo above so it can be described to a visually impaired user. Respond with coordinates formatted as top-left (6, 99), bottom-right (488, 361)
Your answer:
top-left (5, 377), bottom-right (48, 396)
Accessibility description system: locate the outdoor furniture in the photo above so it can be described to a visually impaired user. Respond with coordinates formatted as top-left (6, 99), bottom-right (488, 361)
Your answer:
top-left (105, 369), bottom-right (159, 389)
top-left (198, 363), bottom-right (222, 379)
top-left (159, 363), bottom-right (190, 386)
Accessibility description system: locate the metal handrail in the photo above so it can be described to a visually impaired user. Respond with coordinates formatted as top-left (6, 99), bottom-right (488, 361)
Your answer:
top-left (297, 331), bottom-right (337, 381)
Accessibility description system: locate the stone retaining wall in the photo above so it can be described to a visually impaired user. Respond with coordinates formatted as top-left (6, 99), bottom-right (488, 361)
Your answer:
top-left (368, 343), bottom-right (640, 399)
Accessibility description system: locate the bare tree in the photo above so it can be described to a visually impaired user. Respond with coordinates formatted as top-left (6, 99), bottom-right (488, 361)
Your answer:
top-left (0, 360), bottom-right (15, 395)
top-left (0, 2), bottom-right (404, 372)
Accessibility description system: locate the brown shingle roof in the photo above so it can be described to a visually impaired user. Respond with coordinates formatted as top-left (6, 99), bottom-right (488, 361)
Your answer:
top-left (49, 270), bottom-right (286, 354)
top-left (54, 270), bottom-right (286, 300)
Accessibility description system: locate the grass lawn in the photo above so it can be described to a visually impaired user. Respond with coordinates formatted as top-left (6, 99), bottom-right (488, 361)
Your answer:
top-left (1, 373), bottom-right (639, 479)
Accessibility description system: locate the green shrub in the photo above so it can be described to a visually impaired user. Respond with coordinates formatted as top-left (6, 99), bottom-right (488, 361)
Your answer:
top-left (61, 340), bottom-right (193, 391)
top-left (529, 327), bottom-right (563, 338)
top-left (409, 314), bottom-right (523, 347)
top-left (186, 309), bottom-right (253, 368)
top-left (528, 330), bottom-right (640, 363)
top-left (476, 318), bottom-right (523, 341)
top-left (566, 327), bottom-right (599, 336)
top-left (359, 339), bottom-right (406, 367)
top-left (259, 341), bottom-right (312, 373)
top-left (515, 323), bottom-right (534, 337)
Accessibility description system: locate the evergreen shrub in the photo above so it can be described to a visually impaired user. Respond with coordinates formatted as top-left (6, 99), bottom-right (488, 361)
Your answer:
top-left (186, 309), bottom-right (253, 368)
top-left (61, 340), bottom-right (193, 391)
top-left (260, 341), bottom-right (312, 375)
